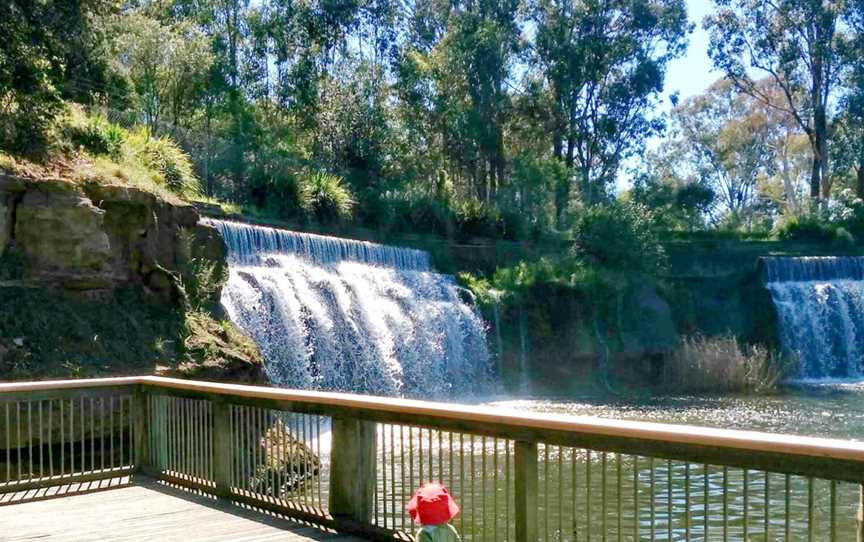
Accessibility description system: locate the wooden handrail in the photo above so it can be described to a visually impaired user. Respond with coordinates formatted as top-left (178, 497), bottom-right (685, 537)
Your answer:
top-left (137, 376), bottom-right (864, 463)
top-left (2, 375), bottom-right (863, 465)
top-left (0, 376), bottom-right (142, 393)
top-left (2, 375), bottom-right (864, 540)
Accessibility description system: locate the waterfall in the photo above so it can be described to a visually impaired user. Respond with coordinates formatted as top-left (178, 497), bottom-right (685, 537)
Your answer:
top-left (205, 219), bottom-right (494, 398)
top-left (764, 256), bottom-right (864, 379)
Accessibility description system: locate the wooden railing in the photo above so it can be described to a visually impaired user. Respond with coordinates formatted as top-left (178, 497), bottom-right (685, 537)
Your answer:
top-left (2, 376), bottom-right (864, 541)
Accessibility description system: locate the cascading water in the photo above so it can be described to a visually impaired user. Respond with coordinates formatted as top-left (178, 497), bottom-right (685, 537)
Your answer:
top-left (764, 256), bottom-right (864, 378)
top-left (205, 219), bottom-right (494, 398)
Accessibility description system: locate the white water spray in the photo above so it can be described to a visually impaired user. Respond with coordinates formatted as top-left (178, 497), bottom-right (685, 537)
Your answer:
top-left (765, 256), bottom-right (864, 378)
top-left (206, 219), bottom-right (494, 398)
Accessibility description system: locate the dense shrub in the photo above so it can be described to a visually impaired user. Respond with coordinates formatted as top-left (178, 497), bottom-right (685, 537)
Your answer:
top-left (663, 335), bottom-right (782, 393)
top-left (65, 112), bottom-right (127, 158)
top-left (128, 129), bottom-right (202, 198)
top-left (297, 171), bottom-right (355, 222)
top-left (455, 200), bottom-right (503, 239)
top-left (572, 201), bottom-right (667, 274)
top-left (774, 212), bottom-right (856, 247)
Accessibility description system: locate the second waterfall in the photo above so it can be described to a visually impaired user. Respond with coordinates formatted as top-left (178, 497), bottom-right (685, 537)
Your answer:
top-left (205, 219), bottom-right (494, 398)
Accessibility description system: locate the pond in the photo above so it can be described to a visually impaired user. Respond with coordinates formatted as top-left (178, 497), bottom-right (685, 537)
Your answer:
top-left (490, 380), bottom-right (864, 441)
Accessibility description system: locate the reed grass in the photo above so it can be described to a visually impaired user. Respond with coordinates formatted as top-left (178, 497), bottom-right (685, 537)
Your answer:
top-left (663, 335), bottom-right (783, 393)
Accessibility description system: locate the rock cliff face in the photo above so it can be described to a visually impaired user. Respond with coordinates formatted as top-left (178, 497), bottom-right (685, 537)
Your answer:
top-left (0, 174), bottom-right (223, 298)
top-left (0, 173), bottom-right (263, 384)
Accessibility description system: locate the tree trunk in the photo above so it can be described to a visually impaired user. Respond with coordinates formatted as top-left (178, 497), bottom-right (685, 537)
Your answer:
top-left (815, 106), bottom-right (829, 199)
top-left (554, 176), bottom-right (570, 230)
top-left (857, 164), bottom-right (864, 201)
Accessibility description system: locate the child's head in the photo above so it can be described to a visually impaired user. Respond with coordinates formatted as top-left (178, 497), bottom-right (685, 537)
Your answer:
top-left (407, 483), bottom-right (460, 526)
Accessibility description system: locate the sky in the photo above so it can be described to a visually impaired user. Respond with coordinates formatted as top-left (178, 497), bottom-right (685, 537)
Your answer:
top-left (662, 0), bottom-right (721, 104)
top-left (617, 0), bottom-right (720, 190)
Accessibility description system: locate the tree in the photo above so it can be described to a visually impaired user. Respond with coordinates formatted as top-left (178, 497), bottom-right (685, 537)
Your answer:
top-left (395, 0), bottom-right (521, 204)
top-left (631, 147), bottom-right (717, 231)
top-left (833, 1), bottom-right (864, 198)
top-left (113, 13), bottom-right (214, 130)
top-left (530, 0), bottom-right (689, 220)
top-left (0, 0), bottom-right (119, 153)
top-left (671, 80), bottom-right (773, 218)
top-left (705, 0), bottom-right (847, 201)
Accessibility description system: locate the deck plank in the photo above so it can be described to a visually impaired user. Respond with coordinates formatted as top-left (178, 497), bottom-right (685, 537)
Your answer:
top-left (0, 478), bottom-right (366, 542)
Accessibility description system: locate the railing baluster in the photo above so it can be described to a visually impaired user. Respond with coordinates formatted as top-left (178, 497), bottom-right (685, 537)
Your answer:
top-left (666, 460), bottom-right (672, 542)
top-left (381, 423), bottom-right (388, 529)
top-left (99, 397), bottom-right (105, 473)
top-left (27, 401), bottom-right (32, 481)
top-left (601, 452), bottom-right (608, 542)
top-left (573, 448), bottom-right (579, 542)
top-left (470, 434), bottom-right (476, 540)
top-left (495, 437), bottom-right (501, 541)
top-left (764, 471), bottom-right (770, 540)
top-left (785, 473), bottom-right (792, 540)
top-left (722, 466), bottom-right (729, 542)
top-left (419, 427), bottom-right (424, 487)
top-left (684, 462), bottom-right (690, 540)
top-left (4, 402), bottom-right (9, 483)
top-left (634, 456), bottom-right (639, 542)
top-left (89, 397), bottom-right (94, 474)
top-left (390, 424), bottom-right (396, 528)
top-left (649, 456), bottom-right (654, 542)
top-left (617, 453), bottom-right (623, 542)
top-left (744, 468), bottom-right (749, 541)
top-left (808, 477), bottom-right (816, 542)
top-left (587, 450), bottom-right (593, 542)
top-left (59, 400), bottom-right (64, 478)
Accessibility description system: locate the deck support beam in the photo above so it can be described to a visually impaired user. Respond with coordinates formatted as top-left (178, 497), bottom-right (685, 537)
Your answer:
top-left (329, 417), bottom-right (377, 527)
top-left (514, 440), bottom-right (538, 542)
top-left (213, 401), bottom-right (232, 498)
top-left (133, 386), bottom-right (149, 472)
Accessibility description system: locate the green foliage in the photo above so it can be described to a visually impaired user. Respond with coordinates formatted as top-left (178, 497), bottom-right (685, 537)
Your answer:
top-left (0, 285), bottom-right (260, 381)
top-left (0, 0), bottom-right (118, 155)
top-left (771, 191), bottom-right (864, 246)
top-left (177, 228), bottom-right (228, 312)
top-left (774, 213), bottom-right (857, 247)
top-left (0, 248), bottom-right (25, 281)
top-left (297, 171), bottom-right (355, 222)
top-left (128, 130), bottom-right (202, 198)
top-left (572, 201), bottom-right (668, 274)
top-left (65, 109), bottom-right (127, 159)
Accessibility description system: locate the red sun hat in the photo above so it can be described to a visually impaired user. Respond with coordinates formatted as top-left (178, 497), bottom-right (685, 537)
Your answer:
top-left (407, 483), bottom-right (460, 526)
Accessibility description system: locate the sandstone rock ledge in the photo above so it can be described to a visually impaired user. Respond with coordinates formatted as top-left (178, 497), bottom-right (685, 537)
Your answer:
top-left (0, 173), bottom-right (264, 384)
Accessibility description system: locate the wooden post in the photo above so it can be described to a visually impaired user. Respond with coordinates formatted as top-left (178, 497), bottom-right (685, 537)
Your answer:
top-left (133, 387), bottom-right (149, 473)
top-left (514, 440), bottom-right (538, 542)
top-left (329, 417), bottom-right (377, 527)
top-left (213, 401), bottom-right (232, 498)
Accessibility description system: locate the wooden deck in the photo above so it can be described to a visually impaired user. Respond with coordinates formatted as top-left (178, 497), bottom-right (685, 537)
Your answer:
top-left (0, 477), bottom-right (366, 541)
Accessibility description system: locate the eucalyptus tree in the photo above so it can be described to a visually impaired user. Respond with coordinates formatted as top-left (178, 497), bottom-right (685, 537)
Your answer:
top-left (833, 0), bottom-right (864, 198)
top-left (705, 0), bottom-right (848, 201)
top-left (394, 0), bottom-right (522, 204)
top-left (671, 80), bottom-right (774, 218)
top-left (112, 13), bottom-right (214, 130)
top-left (529, 0), bottom-right (689, 220)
